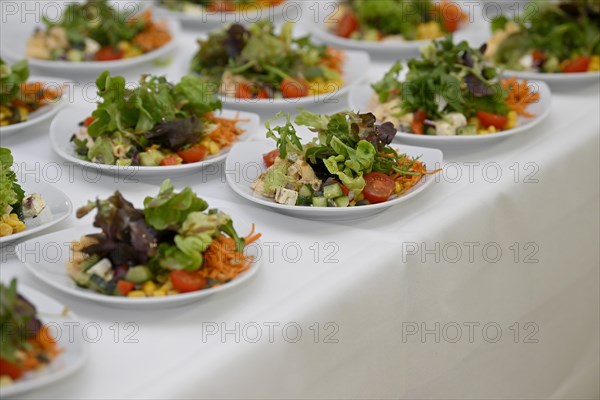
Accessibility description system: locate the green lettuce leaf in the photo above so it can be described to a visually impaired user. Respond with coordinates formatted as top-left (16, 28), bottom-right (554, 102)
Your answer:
top-left (143, 180), bottom-right (209, 230)
top-left (0, 147), bottom-right (24, 216)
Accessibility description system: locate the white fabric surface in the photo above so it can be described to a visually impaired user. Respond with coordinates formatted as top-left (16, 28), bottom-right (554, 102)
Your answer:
top-left (1, 4), bottom-right (599, 399)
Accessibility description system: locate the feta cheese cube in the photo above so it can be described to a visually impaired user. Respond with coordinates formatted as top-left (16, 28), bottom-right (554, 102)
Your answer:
top-left (274, 187), bottom-right (299, 206)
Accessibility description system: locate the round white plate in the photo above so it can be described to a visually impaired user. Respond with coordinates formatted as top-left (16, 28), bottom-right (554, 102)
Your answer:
top-left (0, 76), bottom-right (66, 138)
top-left (225, 139), bottom-right (443, 221)
top-left (348, 80), bottom-right (552, 146)
top-left (1, 18), bottom-right (181, 77)
top-left (212, 49), bottom-right (370, 112)
top-left (16, 220), bottom-right (263, 309)
top-left (304, 1), bottom-right (471, 58)
top-left (0, 284), bottom-right (88, 397)
top-left (49, 105), bottom-right (260, 178)
top-left (502, 69), bottom-right (600, 85)
top-left (0, 182), bottom-right (72, 245)
top-left (154, 0), bottom-right (287, 28)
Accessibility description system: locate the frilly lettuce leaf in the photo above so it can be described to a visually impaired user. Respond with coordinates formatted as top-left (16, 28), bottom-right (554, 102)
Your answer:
top-left (143, 180), bottom-right (208, 230)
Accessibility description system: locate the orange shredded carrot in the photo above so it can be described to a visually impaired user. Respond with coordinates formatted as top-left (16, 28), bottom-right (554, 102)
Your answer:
top-left (200, 225), bottom-right (261, 282)
top-left (392, 158), bottom-right (441, 194)
top-left (132, 10), bottom-right (171, 52)
top-left (205, 112), bottom-right (249, 148)
top-left (17, 81), bottom-right (60, 110)
top-left (21, 324), bottom-right (61, 373)
top-left (502, 77), bottom-right (540, 118)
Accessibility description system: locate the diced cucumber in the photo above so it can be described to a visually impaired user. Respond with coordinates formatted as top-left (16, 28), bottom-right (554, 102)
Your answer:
top-left (72, 271), bottom-right (91, 288)
top-left (333, 196), bottom-right (350, 207)
top-left (67, 49), bottom-right (84, 62)
top-left (79, 254), bottom-right (101, 272)
top-left (312, 197), bottom-right (328, 207)
top-left (124, 265), bottom-right (153, 284)
top-left (456, 125), bottom-right (477, 135)
top-left (88, 274), bottom-right (116, 294)
top-left (323, 183), bottom-right (343, 199)
top-left (296, 184), bottom-right (313, 206)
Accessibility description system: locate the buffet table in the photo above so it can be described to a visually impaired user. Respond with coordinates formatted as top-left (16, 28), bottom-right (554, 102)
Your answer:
top-left (1, 6), bottom-right (599, 400)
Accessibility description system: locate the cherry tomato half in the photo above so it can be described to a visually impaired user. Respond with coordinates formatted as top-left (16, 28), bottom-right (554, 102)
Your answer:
top-left (363, 172), bottom-right (396, 204)
top-left (177, 146), bottom-right (207, 164)
top-left (262, 149), bottom-right (280, 167)
top-left (95, 46), bottom-right (124, 61)
top-left (171, 270), bottom-right (207, 293)
top-left (0, 358), bottom-right (23, 380)
top-left (336, 11), bottom-right (359, 38)
top-left (561, 56), bottom-right (591, 73)
top-left (476, 111), bottom-right (508, 130)
top-left (280, 78), bottom-right (309, 98)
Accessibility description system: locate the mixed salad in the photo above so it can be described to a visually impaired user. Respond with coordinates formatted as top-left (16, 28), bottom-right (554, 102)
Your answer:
top-left (26, 0), bottom-right (171, 62)
top-left (1, 148), bottom-right (46, 237)
top-left (370, 37), bottom-right (540, 136)
top-left (1, 59), bottom-right (61, 126)
top-left (71, 71), bottom-right (246, 167)
top-left (252, 110), bottom-right (436, 207)
top-left (66, 180), bottom-right (261, 297)
top-left (326, 0), bottom-right (466, 41)
top-left (159, 0), bottom-right (284, 13)
top-left (191, 21), bottom-right (344, 99)
top-left (0, 279), bottom-right (60, 386)
top-left (485, 1), bottom-right (600, 73)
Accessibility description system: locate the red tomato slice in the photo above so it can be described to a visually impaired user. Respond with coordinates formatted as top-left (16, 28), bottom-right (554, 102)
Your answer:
top-left (280, 78), bottom-right (309, 98)
top-left (338, 183), bottom-right (350, 196)
top-left (235, 83), bottom-right (253, 99)
top-left (363, 172), bottom-right (395, 204)
top-left (336, 11), bottom-right (359, 38)
top-left (171, 270), bottom-right (207, 293)
top-left (95, 46), bottom-right (124, 61)
top-left (476, 111), bottom-right (508, 129)
top-left (117, 280), bottom-right (135, 296)
top-left (256, 89), bottom-right (269, 99)
top-left (561, 56), bottom-right (591, 73)
top-left (177, 146), bottom-right (208, 164)
top-left (262, 149), bottom-right (280, 167)
top-left (159, 154), bottom-right (183, 166)
top-left (0, 357), bottom-right (23, 380)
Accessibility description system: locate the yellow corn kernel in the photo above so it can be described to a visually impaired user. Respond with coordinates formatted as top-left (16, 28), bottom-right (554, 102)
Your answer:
top-left (127, 290), bottom-right (146, 298)
top-left (504, 111), bottom-right (518, 130)
top-left (0, 223), bottom-right (13, 237)
top-left (416, 21), bottom-right (443, 40)
top-left (13, 222), bottom-right (26, 233)
top-left (160, 280), bottom-right (173, 292)
top-left (117, 41), bottom-right (130, 51)
top-left (167, 290), bottom-right (178, 296)
top-left (153, 289), bottom-right (166, 297)
top-left (355, 193), bottom-right (364, 202)
top-left (589, 55), bottom-right (600, 72)
top-left (394, 181), bottom-right (403, 194)
top-left (142, 281), bottom-right (157, 296)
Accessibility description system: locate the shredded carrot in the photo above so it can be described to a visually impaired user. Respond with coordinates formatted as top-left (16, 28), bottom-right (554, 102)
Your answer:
top-left (200, 224), bottom-right (261, 282)
top-left (132, 10), bottom-right (171, 52)
top-left (392, 158), bottom-right (441, 194)
top-left (17, 81), bottom-right (60, 110)
top-left (205, 112), bottom-right (249, 148)
top-left (323, 47), bottom-right (345, 73)
top-left (21, 324), bottom-right (61, 373)
top-left (502, 77), bottom-right (540, 118)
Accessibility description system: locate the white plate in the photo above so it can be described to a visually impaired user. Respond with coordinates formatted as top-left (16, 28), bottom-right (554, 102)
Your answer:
top-left (304, 1), bottom-right (470, 58)
top-left (0, 76), bottom-right (66, 138)
top-left (0, 284), bottom-right (88, 397)
top-left (214, 50), bottom-right (370, 112)
top-left (154, 0), bottom-right (287, 28)
top-left (49, 105), bottom-right (260, 178)
top-left (502, 69), bottom-right (600, 85)
top-left (1, 18), bottom-right (181, 77)
top-left (0, 182), bottom-right (72, 245)
top-left (348, 80), bottom-right (552, 146)
top-left (16, 220), bottom-right (263, 310)
top-left (225, 140), bottom-right (442, 221)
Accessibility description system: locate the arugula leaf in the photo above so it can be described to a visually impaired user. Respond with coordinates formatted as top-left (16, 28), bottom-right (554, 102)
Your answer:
top-left (265, 112), bottom-right (303, 159)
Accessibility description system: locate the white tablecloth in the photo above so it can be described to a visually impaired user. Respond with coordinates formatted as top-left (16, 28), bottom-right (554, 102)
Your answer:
top-left (1, 3), bottom-right (599, 399)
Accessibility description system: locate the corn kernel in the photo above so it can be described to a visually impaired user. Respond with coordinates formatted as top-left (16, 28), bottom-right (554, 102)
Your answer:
top-left (167, 290), bottom-right (178, 296)
top-left (128, 290), bottom-right (146, 298)
top-left (160, 280), bottom-right (173, 292)
top-left (0, 223), bottom-right (12, 237)
top-left (394, 182), bottom-right (402, 194)
top-left (13, 222), bottom-right (26, 233)
top-left (589, 55), bottom-right (600, 72)
top-left (153, 290), bottom-right (166, 297)
top-left (142, 281), bottom-right (157, 296)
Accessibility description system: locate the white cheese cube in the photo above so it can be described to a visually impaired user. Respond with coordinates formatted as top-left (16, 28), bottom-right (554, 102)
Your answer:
top-left (274, 187), bottom-right (299, 206)
top-left (22, 193), bottom-right (46, 218)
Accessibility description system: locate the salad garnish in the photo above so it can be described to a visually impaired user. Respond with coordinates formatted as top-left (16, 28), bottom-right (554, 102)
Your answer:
top-left (485, 1), bottom-right (600, 73)
top-left (70, 71), bottom-right (246, 167)
top-left (252, 110), bottom-right (438, 207)
top-left (326, 0), bottom-right (466, 41)
top-left (26, 0), bottom-right (171, 62)
top-left (370, 36), bottom-right (540, 136)
top-left (1, 148), bottom-right (46, 237)
top-left (67, 180), bottom-right (261, 297)
top-left (159, 0), bottom-right (284, 13)
top-left (191, 20), bottom-right (344, 99)
top-left (0, 59), bottom-right (60, 126)
top-left (0, 279), bottom-right (60, 386)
